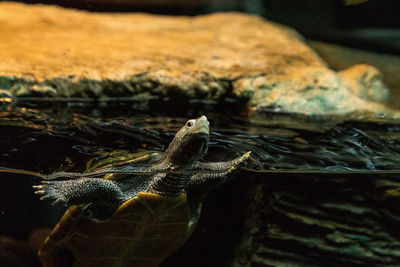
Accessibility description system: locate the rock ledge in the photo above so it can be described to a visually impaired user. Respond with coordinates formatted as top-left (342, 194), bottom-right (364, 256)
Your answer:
top-left (0, 2), bottom-right (397, 117)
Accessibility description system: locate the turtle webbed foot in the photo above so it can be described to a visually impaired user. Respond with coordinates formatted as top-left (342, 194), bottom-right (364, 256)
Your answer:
top-left (235, 151), bottom-right (251, 166)
top-left (228, 151), bottom-right (251, 172)
top-left (33, 181), bottom-right (69, 206)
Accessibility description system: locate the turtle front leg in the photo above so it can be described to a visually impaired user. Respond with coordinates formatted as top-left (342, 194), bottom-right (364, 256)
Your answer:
top-left (188, 151), bottom-right (251, 194)
top-left (33, 178), bottom-right (123, 206)
top-left (194, 151), bottom-right (251, 174)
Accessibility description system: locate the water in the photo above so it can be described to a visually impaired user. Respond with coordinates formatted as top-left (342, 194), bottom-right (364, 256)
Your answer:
top-left (1, 98), bottom-right (400, 266)
top-left (1, 98), bottom-right (399, 173)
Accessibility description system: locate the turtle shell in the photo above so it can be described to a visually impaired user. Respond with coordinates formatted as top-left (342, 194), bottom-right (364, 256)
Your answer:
top-left (39, 192), bottom-right (199, 267)
top-left (85, 149), bottom-right (163, 173)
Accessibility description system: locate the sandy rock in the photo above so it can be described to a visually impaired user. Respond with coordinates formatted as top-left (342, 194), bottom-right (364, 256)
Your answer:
top-left (308, 40), bottom-right (400, 108)
top-left (0, 2), bottom-right (397, 116)
top-left (338, 64), bottom-right (390, 103)
top-left (233, 63), bottom-right (394, 116)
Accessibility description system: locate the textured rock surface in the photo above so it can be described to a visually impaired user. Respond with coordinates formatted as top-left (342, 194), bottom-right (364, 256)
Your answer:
top-left (233, 64), bottom-right (392, 115)
top-left (0, 2), bottom-right (397, 116)
top-left (308, 40), bottom-right (400, 108)
top-left (338, 64), bottom-right (390, 103)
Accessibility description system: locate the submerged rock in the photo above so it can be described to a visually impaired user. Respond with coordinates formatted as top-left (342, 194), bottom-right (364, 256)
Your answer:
top-left (0, 2), bottom-right (397, 117)
top-left (233, 173), bottom-right (400, 267)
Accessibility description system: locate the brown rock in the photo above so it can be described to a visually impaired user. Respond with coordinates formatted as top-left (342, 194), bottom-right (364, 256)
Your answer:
top-left (308, 40), bottom-right (400, 108)
top-left (0, 2), bottom-right (397, 117)
top-left (338, 64), bottom-right (389, 103)
top-left (1, 2), bottom-right (303, 81)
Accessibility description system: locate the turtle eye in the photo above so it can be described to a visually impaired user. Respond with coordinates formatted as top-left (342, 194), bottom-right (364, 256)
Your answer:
top-left (186, 120), bottom-right (194, 128)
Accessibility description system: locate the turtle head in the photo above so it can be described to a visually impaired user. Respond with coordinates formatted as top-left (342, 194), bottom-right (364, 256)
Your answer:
top-left (165, 115), bottom-right (210, 167)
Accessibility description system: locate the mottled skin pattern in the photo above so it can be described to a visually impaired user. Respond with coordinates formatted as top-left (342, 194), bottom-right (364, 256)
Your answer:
top-left (34, 115), bottom-right (251, 220)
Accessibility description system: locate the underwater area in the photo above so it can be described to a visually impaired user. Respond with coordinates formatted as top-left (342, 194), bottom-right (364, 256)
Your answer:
top-left (1, 98), bottom-right (400, 266)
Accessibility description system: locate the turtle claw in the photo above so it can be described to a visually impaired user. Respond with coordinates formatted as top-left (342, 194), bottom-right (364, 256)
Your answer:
top-left (33, 181), bottom-right (69, 206)
top-left (32, 185), bottom-right (43, 189)
top-left (243, 151), bottom-right (251, 159)
top-left (226, 151), bottom-right (251, 173)
top-left (34, 190), bottom-right (45, 195)
top-left (228, 166), bottom-right (236, 173)
top-left (234, 151), bottom-right (251, 165)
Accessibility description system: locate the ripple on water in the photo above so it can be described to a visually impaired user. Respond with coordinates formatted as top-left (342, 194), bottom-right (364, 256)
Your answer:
top-left (0, 101), bottom-right (399, 174)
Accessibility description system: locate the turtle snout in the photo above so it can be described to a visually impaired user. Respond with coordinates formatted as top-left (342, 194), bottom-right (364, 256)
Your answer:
top-left (193, 116), bottom-right (210, 135)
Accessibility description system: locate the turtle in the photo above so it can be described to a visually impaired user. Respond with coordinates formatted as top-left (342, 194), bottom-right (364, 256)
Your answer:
top-left (33, 115), bottom-right (251, 267)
